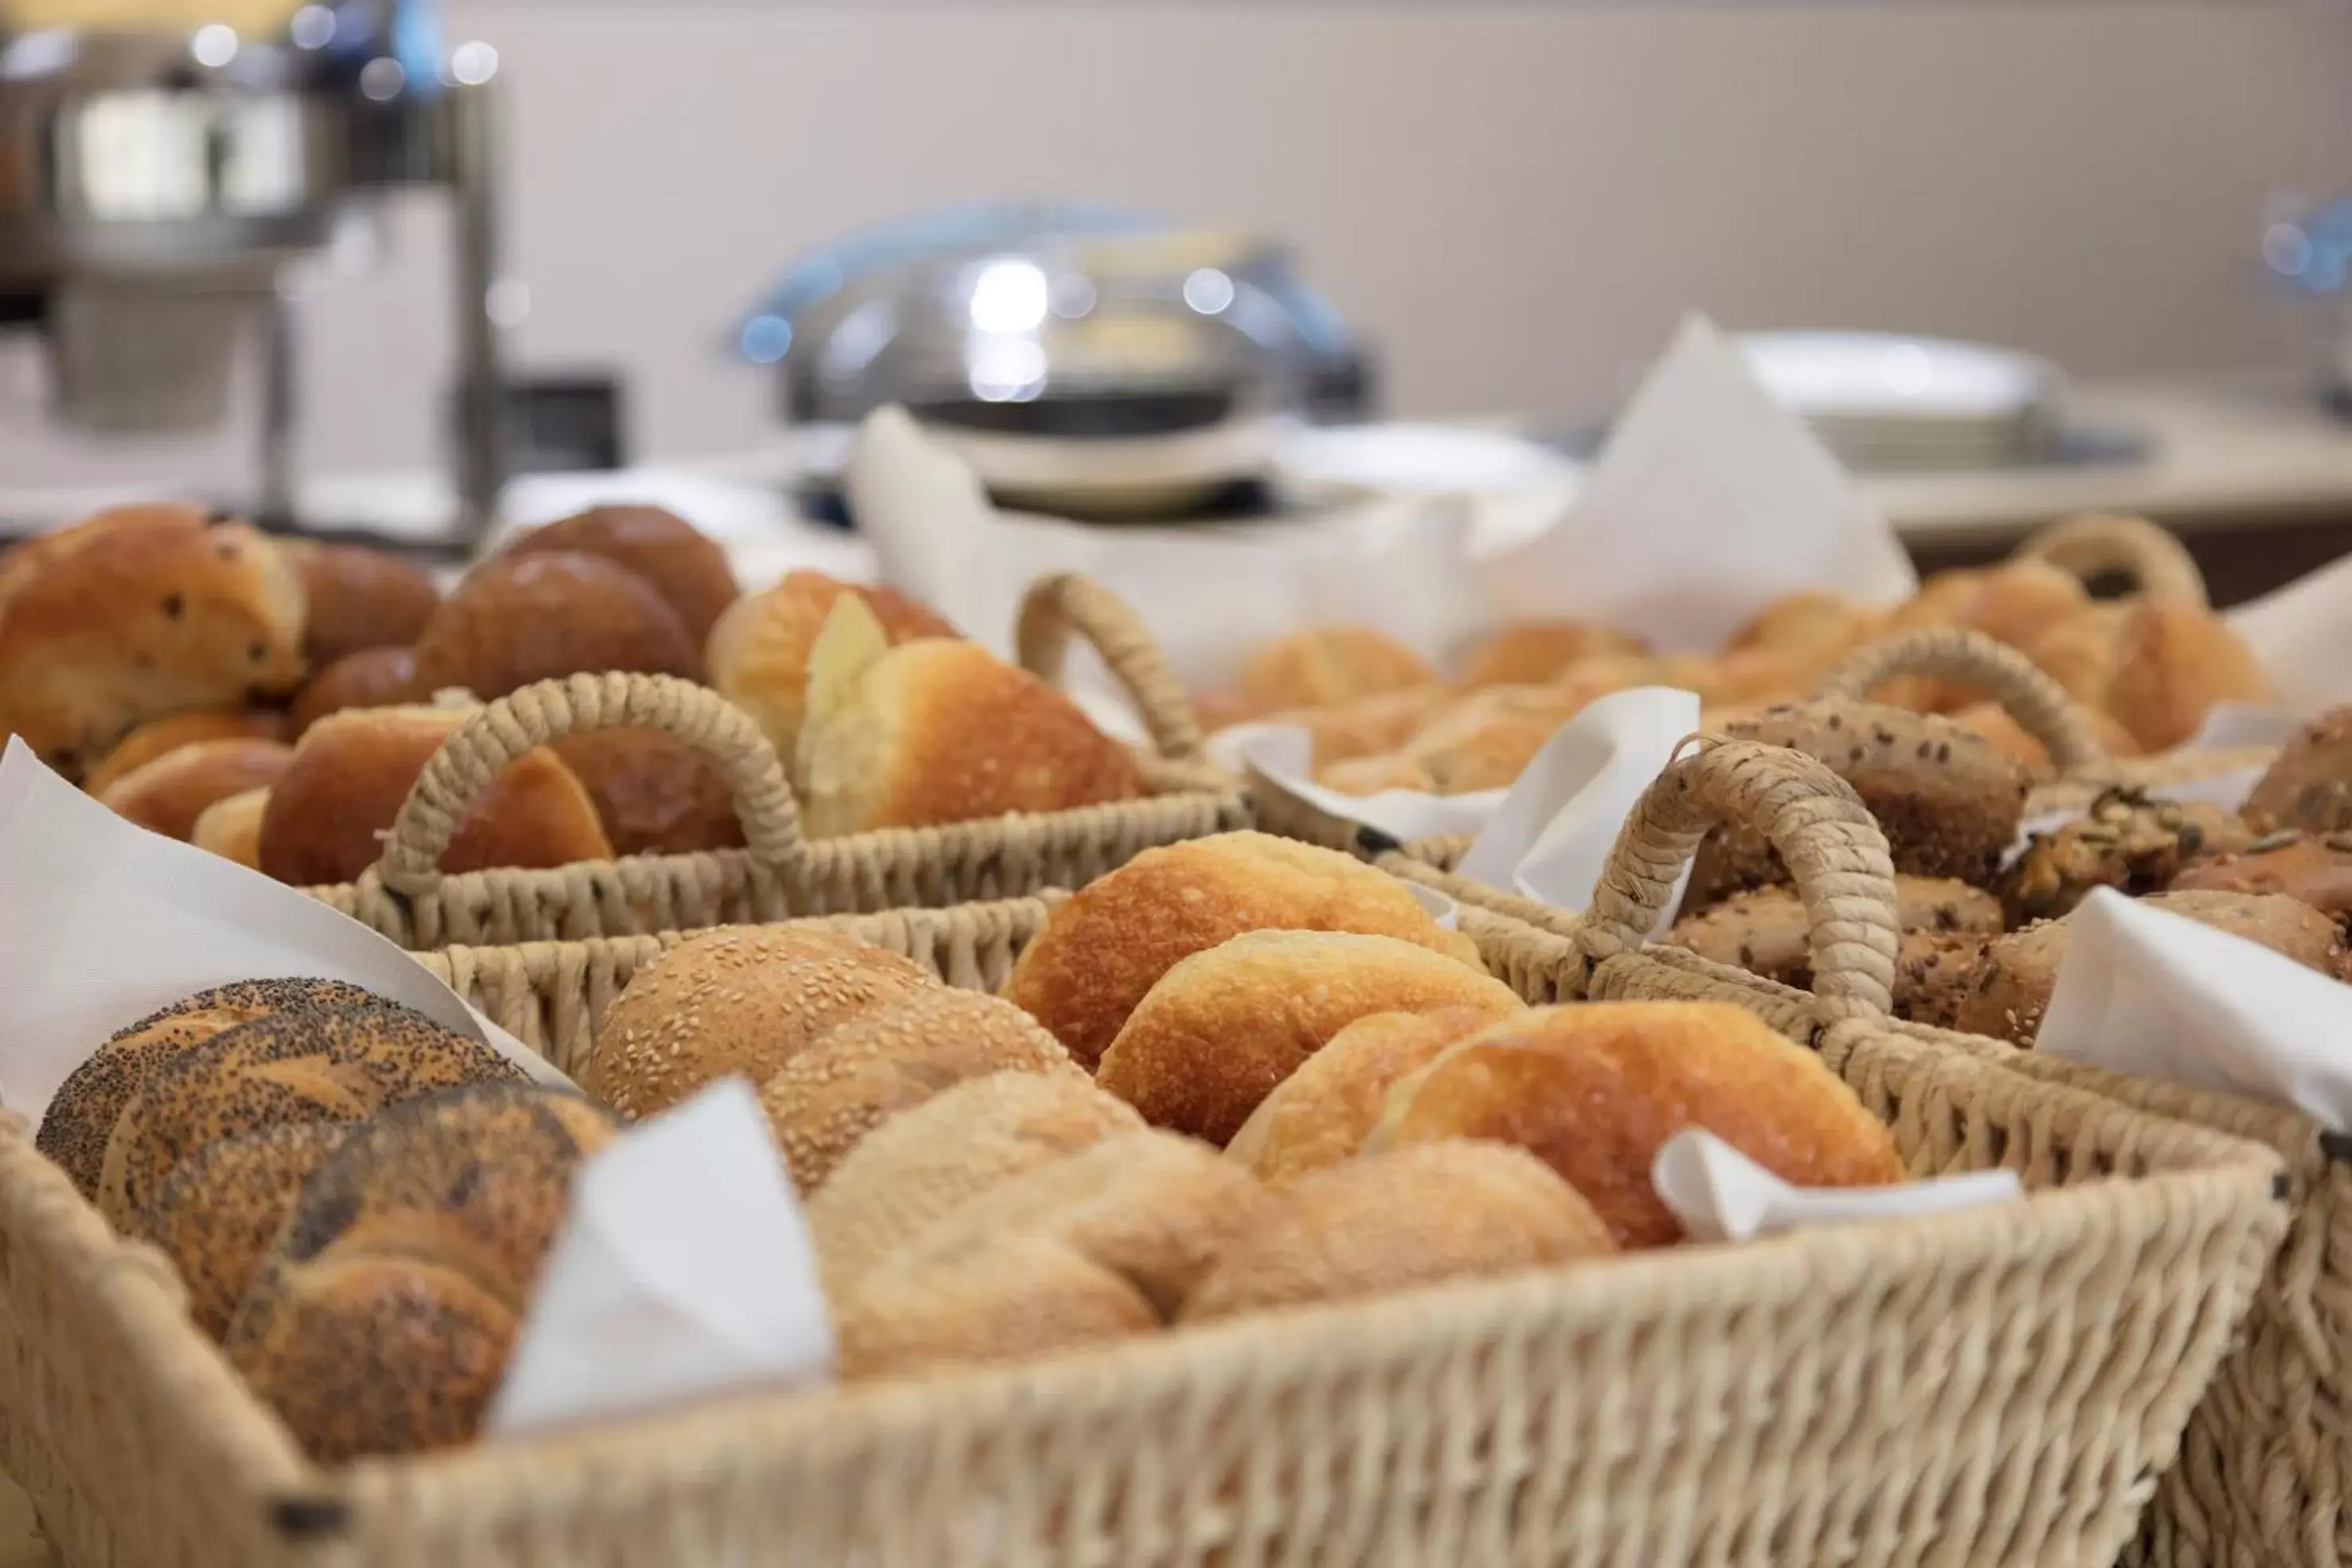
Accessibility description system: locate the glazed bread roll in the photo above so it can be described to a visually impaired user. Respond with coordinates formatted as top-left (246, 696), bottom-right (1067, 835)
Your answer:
top-left (1236, 626), bottom-right (1434, 713)
top-left (409, 550), bottom-right (701, 701)
top-left (1182, 1142), bottom-right (1616, 1322)
top-left (1665, 877), bottom-right (2001, 990)
top-left (287, 646), bottom-right (417, 737)
top-left (83, 709), bottom-right (287, 795)
top-left (2244, 706), bottom-right (2352, 836)
top-left (1003, 831), bottom-right (1482, 1069)
top-left (2171, 832), bottom-right (2352, 921)
top-left (96, 737), bottom-right (293, 842)
top-left (507, 505), bottom-right (739, 647)
top-left (1458, 621), bottom-right (1646, 687)
top-left (545, 729), bottom-right (748, 857)
top-left (1369, 1002), bottom-right (1904, 1249)
top-left (583, 926), bottom-right (933, 1120)
top-left (794, 596), bottom-right (1144, 836)
top-left (225, 1085), bottom-right (616, 1460)
top-left (757, 987), bottom-right (1077, 1193)
top-left (1223, 1007), bottom-right (1500, 1186)
top-left (279, 541), bottom-right (440, 666)
top-left (140, 1121), bottom-right (349, 1339)
top-left (808, 1071), bottom-right (1142, 1289)
top-left (706, 571), bottom-right (957, 764)
top-left (1095, 929), bottom-right (1524, 1145)
top-left (0, 505), bottom-right (306, 777)
top-left (2001, 791), bottom-right (2252, 925)
top-left (190, 787), bottom-right (269, 869)
top-left (257, 704), bottom-right (612, 886)
top-left (37, 978), bottom-right (377, 1198)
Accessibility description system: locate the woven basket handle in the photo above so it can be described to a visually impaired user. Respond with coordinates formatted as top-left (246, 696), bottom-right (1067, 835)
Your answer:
top-left (1579, 739), bottom-right (1900, 1025)
top-left (2012, 512), bottom-right (2209, 607)
top-left (376, 672), bottom-right (803, 895)
top-left (1014, 573), bottom-right (1206, 763)
top-left (1811, 626), bottom-right (2108, 773)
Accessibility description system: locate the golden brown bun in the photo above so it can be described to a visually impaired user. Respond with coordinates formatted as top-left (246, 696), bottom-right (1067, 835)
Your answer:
top-left (0, 506), bottom-right (306, 777)
top-left (257, 704), bottom-right (612, 886)
top-left (96, 737), bottom-right (292, 842)
top-left (757, 987), bottom-right (1076, 1194)
top-left (2170, 832), bottom-right (2352, 921)
top-left (794, 596), bottom-right (1144, 835)
top-left (1003, 831), bottom-right (1485, 1070)
top-left (2021, 601), bottom-right (2127, 706)
top-left (1726, 591), bottom-right (1889, 664)
top-left (2001, 790), bottom-right (2254, 926)
top-left (1265, 684), bottom-right (1454, 767)
top-left (1315, 753), bottom-right (1438, 795)
top-left (2244, 706), bottom-right (2352, 836)
top-left (1097, 929), bottom-right (1524, 1145)
top-left (280, 541), bottom-right (440, 666)
top-left (836, 1234), bottom-right (1157, 1382)
top-left (190, 787), bottom-right (269, 869)
top-left (1371, 1002), bottom-right (1903, 1249)
top-left (545, 729), bottom-right (747, 857)
top-left (705, 571), bottom-right (957, 764)
top-left (1224, 1007), bottom-right (1500, 1186)
top-left (225, 1085), bottom-right (615, 1460)
top-left (1943, 700), bottom-right (2141, 778)
top-left (1877, 562), bottom-right (2089, 710)
top-left (1953, 890), bottom-right (2346, 1044)
top-left (1237, 626), bottom-right (1434, 712)
top-left (37, 979), bottom-right (376, 1198)
top-left (287, 646), bottom-right (417, 737)
top-left (140, 1120), bottom-right (348, 1339)
top-left (808, 1072), bottom-right (1142, 1289)
top-left (83, 709), bottom-right (287, 795)
top-left (1389, 684), bottom-right (1594, 794)
top-left (2102, 601), bottom-right (2272, 753)
top-left (506, 505), bottom-right (738, 647)
top-left (1458, 622), bottom-right (1646, 687)
top-left (583, 926), bottom-right (932, 1120)
top-left (1665, 876), bottom-right (2000, 988)
top-left (410, 550), bottom-right (700, 702)
top-left (1182, 1141), bottom-right (1616, 1322)
top-left (98, 999), bottom-right (524, 1230)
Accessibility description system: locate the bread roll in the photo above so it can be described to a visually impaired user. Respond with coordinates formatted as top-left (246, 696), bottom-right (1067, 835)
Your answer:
top-left (1266, 684), bottom-right (1453, 768)
top-left (37, 978), bottom-right (376, 1198)
top-left (1726, 591), bottom-right (1888, 664)
top-left (2170, 831), bottom-right (2352, 921)
top-left (257, 704), bottom-right (612, 886)
top-left (1459, 622), bottom-right (1646, 687)
top-left (583, 926), bottom-right (933, 1120)
top-left (757, 987), bottom-right (1076, 1193)
top-left (279, 541), bottom-right (439, 665)
top-left (1223, 1007), bottom-right (1500, 1186)
top-left (98, 999), bottom-right (524, 1230)
top-left (225, 1085), bottom-right (615, 1460)
top-left (0, 506), bottom-right (306, 777)
top-left (507, 505), bottom-right (738, 647)
top-left (409, 550), bottom-right (700, 701)
top-left (836, 1234), bottom-right (1156, 1382)
top-left (1876, 563), bottom-right (2089, 711)
top-left (1316, 753), bottom-right (1438, 795)
top-left (1943, 699), bottom-right (2142, 779)
top-left (190, 787), bottom-right (269, 869)
top-left (140, 1120), bottom-right (348, 1339)
top-left (2021, 601), bottom-right (2127, 706)
top-left (2244, 706), bottom-right (2352, 836)
top-left (2103, 601), bottom-right (2272, 753)
top-left (1097, 930), bottom-right (1524, 1145)
top-left (96, 737), bottom-right (292, 842)
top-left (794, 596), bottom-right (1144, 835)
top-left (1237, 626), bottom-right (1434, 712)
top-left (545, 729), bottom-right (747, 857)
top-left (83, 709), bottom-right (287, 795)
top-left (706, 571), bottom-right (957, 764)
top-left (1182, 1142), bottom-right (1616, 1322)
top-left (1004, 831), bottom-right (1483, 1069)
top-left (1665, 876), bottom-right (2001, 989)
top-left (1371, 1002), bottom-right (1903, 1249)
top-left (1391, 684), bottom-right (1593, 794)
top-left (1892, 931), bottom-right (1994, 1028)
top-left (2001, 791), bottom-right (2252, 925)
top-left (287, 646), bottom-right (417, 736)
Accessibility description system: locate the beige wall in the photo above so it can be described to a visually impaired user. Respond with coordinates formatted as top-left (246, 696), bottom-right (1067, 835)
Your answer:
top-left (6, 1), bottom-right (2352, 493)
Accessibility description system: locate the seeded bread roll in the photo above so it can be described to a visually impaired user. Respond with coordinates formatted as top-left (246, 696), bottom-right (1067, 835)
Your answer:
top-left (287, 646), bottom-right (417, 737)
top-left (506, 505), bottom-right (738, 647)
top-left (544, 729), bottom-right (747, 857)
top-left (1664, 877), bottom-right (2001, 989)
top-left (37, 978), bottom-right (375, 1198)
top-left (190, 787), bottom-right (269, 869)
top-left (2171, 831), bottom-right (2352, 922)
top-left (583, 926), bottom-right (933, 1120)
top-left (1459, 622), bottom-right (1646, 687)
top-left (2245, 706), bottom-right (2352, 837)
top-left (98, 1000), bottom-right (523, 1230)
top-left (1892, 931), bottom-right (1994, 1029)
top-left (836, 1234), bottom-right (1157, 1382)
top-left (1223, 1007), bottom-right (1500, 1187)
top-left (1096, 930), bottom-right (1524, 1145)
top-left (757, 987), bottom-right (1077, 1193)
top-left (96, 737), bottom-right (293, 842)
top-left (1183, 1142), bottom-right (1616, 1322)
top-left (1237, 626), bottom-right (1434, 713)
top-left (279, 541), bottom-right (440, 666)
top-left (808, 1072), bottom-right (1141, 1290)
top-left (1369, 1002), bottom-right (1903, 1249)
top-left (705, 571), bottom-right (958, 768)
top-left (410, 550), bottom-right (700, 702)
top-left (83, 709), bottom-right (287, 795)
top-left (794, 597), bottom-right (1145, 836)
top-left (2001, 790), bottom-right (2254, 926)
top-left (225, 1085), bottom-right (616, 1460)
top-left (139, 1120), bottom-right (349, 1338)
top-left (1004, 831), bottom-right (1483, 1069)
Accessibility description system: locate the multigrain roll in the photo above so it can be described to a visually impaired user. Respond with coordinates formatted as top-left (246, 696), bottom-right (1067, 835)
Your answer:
top-left (705, 571), bottom-right (957, 768)
top-left (2245, 706), bottom-right (2352, 837)
top-left (794, 596), bottom-right (1143, 835)
top-left (409, 550), bottom-right (701, 701)
top-left (83, 709), bottom-right (288, 795)
top-left (1459, 621), bottom-right (1646, 687)
top-left (1369, 1002), bottom-right (1903, 1249)
top-left (1003, 831), bottom-right (1482, 1069)
top-left (1235, 625), bottom-right (1434, 713)
top-left (506, 505), bottom-right (738, 647)
top-left (2001, 790), bottom-right (2252, 926)
top-left (139, 1120), bottom-right (349, 1338)
top-left (96, 737), bottom-right (293, 843)
top-left (1223, 1007), bottom-right (1501, 1186)
top-left (583, 926), bottom-right (933, 1120)
top-left (280, 541), bottom-right (440, 666)
top-left (757, 987), bottom-right (1076, 1193)
top-left (545, 729), bottom-right (747, 857)
top-left (1664, 877), bottom-right (2001, 989)
top-left (225, 1085), bottom-right (616, 1460)
top-left (1893, 932), bottom-right (1994, 1029)
top-left (1182, 1142), bottom-right (1616, 1322)
top-left (190, 787), bottom-right (269, 869)
top-left (2171, 831), bottom-right (2352, 922)
top-left (287, 646), bottom-right (417, 736)
top-left (1094, 930), bottom-right (1524, 1145)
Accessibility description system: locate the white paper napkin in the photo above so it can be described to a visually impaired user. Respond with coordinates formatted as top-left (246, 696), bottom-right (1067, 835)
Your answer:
top-left (0, 738), bottom-right (566, 1122)
top-left (2230, 549), bottom-right (2352, 718)
top-left (2036, 887), bottom-right (2352, 1132)
top-left (486, 1080), bottom-right (836, 1438)
top-left (1651, 1128), bottom-right (2022, 1245)
top-left (1483, 315), bottom-right (1916, 653)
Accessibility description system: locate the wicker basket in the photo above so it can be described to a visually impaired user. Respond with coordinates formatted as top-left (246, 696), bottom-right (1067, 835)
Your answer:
top-left (302, 573), bottom-right (1250, 948)
top-left (0, 748), bottom-right (2287, 1567)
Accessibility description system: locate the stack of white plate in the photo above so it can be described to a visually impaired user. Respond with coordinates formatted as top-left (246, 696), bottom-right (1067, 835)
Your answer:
top-left (1736, 331), bottom-right (2064, 471)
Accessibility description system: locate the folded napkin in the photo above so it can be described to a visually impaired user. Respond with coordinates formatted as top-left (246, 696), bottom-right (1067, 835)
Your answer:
top-left (1652, 1128), bottom-right (2022, 1245)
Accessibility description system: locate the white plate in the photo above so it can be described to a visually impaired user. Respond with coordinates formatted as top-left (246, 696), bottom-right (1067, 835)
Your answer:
top-left (1736, 330), bottom-right (2060, 424)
